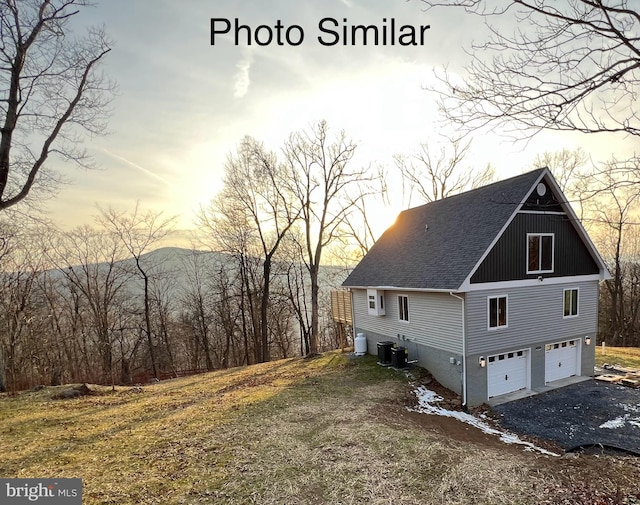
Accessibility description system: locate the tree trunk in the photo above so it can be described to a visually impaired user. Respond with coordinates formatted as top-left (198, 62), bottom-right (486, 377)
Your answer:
top-left (142, 271), bottom-right (158, 379)
top-left (0, 345), bottom-right (6, 393)
top-left (309, 263), bottom-right (319, 354)
top-left (260, 259), bottom-right (271, 363)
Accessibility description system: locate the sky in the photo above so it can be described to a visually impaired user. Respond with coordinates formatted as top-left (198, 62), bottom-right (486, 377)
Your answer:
top-left (38, 0), bottom-right (640, 245)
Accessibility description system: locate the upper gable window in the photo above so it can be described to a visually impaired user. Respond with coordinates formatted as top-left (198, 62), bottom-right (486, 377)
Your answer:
top-left (527, 233), bottom-right (554, 274)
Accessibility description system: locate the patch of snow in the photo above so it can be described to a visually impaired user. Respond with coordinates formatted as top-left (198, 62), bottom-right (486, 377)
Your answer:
top-left (407, 386), bottom-right (560, 457)
top-left (598, 403), bottom-right (640, 429)
top-left (600, 416), bottom-right (627, 429)
top-left (622, 403), bottom-right (640, 414)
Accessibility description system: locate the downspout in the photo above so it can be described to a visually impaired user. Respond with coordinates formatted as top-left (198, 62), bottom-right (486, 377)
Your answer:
top-left (449, 292), bottom-right (466, 409)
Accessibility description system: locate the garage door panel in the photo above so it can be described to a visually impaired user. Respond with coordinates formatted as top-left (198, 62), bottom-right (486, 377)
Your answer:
top-left (545, 340), bottom-right (579, 383)
top-left (487, 350), bottom-right (528, 398)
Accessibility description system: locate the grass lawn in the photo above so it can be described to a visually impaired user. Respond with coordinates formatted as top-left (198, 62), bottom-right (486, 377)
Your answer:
top-left (1, 351), bottom-right (639, 504)
top-left (595, 345), bottom-right (640, 370)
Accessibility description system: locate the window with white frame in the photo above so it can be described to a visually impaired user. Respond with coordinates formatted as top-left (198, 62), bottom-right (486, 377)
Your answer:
top-left (398, 295), bottom-right (409, 322)
top-left (367, 289), bottom-right (385, 316)
top-left (563, 288), bottom-right (578, 317)
top-left (527, 233), bottom-right (554, 273)
top-left (488, 295), bottom-right (507, 329)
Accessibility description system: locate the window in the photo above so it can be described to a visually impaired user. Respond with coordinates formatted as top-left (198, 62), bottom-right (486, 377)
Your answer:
top-left (527, 233), bottom-right (554, 273)
top-left (398, 295), bottom-right (409, 322)
top-left (564, 288), bottom-right (578, 317)
top-left (488, 295), bottom-right (507, 329)
top-left (367, 289), bottom-right (385, 316)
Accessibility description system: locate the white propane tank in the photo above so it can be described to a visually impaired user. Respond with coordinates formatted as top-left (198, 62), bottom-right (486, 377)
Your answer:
top-left (354, 333), bottom-right (367, 356)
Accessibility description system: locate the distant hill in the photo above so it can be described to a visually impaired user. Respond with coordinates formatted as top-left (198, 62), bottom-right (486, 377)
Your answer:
top-left (57, 246), bottom-right (351, 300)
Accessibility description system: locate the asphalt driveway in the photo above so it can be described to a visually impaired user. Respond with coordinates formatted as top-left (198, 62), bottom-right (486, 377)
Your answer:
top-left (492, 380), bottom-right (640, 454)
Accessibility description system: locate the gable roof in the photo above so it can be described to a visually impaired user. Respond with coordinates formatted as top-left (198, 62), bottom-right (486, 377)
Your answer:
top-left (342, 168), bottom-right (608, 291)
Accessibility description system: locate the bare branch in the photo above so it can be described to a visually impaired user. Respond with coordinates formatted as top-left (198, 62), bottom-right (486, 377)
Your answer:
top-left (0, 0), bottom-right (115, 211)
top-left (420, 0), bottom-right (640, 138)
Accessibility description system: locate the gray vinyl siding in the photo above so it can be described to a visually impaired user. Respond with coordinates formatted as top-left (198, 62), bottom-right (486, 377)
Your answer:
top-left (465, 280), bottom-right (598, 355)
top-left (351, 289), bottom-right (463, 354)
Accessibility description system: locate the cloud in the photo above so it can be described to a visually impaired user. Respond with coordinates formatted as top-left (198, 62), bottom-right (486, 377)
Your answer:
top-left (233, 49), bottom-right (254, 98)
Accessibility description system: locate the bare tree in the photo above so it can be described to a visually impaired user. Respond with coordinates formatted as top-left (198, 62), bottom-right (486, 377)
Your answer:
top-left (580, 161), bottom-right (640, 344)
top-left (283, 120), bottom-right (366, 354)
top-left (201, 137), bottom-right (298, 363)
top-left (98, 204), bottom-right (177, 379)
top-left (48, 225), bottom-right (132, 385)
top-left (0, 0), bottom-right (114, 211)
top-left (179, 251), bottom-right (217, 370)
top-left (198, 198), bottom-right (262, 365)
top-left (337, 165), bottom-right (389, 262)
top-left (394, 136), bottom-right (495, 206)
top-left (0, 227), bottom-right (47, 392)
top-left (420, 1), bottom-right (640, 138)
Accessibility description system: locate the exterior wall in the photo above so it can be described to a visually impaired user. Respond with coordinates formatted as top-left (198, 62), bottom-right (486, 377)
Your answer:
top-left (471, 213), bottom-right (600, 283)
top-left (464, 280), bottom-right (598, 405)
top-left (351, 289), bottom-right (464, 393)
top-left (356, 328), bottom-right (464, 395)
top-left (465, 280), bottom-right (597, 354)
top-left (351, 289), bottom-right (464, 354)
top-left (350, 280), bottom-right (599, 406)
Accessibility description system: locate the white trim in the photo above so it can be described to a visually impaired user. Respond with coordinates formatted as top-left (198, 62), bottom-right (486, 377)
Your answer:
top-left (518, 210), bottom-right (565, 215)
top-left (563, 287), bottom-right (579, 318)
top-left (344, 285), bottom-right (462, 294)
top-left (465, 274), bottom-right (601, 292)
top-left (526, 232), bottom-right (555, 274)
top-left (487, 294), bottom-right (508, 330)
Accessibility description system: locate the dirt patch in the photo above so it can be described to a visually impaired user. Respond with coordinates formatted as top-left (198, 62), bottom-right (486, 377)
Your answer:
top-left (380, 371), bottom-right (563, 455)
top-left (52, 383), bottom-right (94, 400)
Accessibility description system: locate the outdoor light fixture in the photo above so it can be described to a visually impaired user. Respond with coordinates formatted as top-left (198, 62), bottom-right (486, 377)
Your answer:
top-left (585, 336), bottom-right (591, 346)
top-left (479, 356), bottom-right (486, 368)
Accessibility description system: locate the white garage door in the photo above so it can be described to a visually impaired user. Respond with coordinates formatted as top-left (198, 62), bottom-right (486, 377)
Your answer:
top-left (545, 340), bottom-right (579, 383)
top-left (487, 350), bottom-right (528, 398)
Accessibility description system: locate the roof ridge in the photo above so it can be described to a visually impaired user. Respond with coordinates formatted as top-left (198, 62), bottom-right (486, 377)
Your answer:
top-left (402, 167), bottom-right (547, 214)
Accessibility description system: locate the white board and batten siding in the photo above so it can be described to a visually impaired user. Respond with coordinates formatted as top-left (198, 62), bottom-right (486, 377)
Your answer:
top-left (465, 280), bottom-right (598, 355)
top-left (352, 289), bottom-right (464, 354)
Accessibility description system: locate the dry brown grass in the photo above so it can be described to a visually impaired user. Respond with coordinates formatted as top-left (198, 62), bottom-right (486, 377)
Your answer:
top-left (1, 352), bottom-right (639, 505)
top-left (595, 345), bottom-right (640, 370)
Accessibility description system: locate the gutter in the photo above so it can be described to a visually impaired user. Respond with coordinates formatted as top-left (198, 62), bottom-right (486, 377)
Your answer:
top-left (449, 291), bottom-right (467, 409)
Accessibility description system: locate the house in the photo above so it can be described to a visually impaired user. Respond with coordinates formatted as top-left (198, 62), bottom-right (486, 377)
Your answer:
top-left (342, 168), bottom-right (610, 406)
